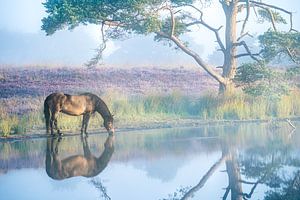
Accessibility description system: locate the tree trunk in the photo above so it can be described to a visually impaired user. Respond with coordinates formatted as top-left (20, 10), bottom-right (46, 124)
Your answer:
top-left (222, 144), bottom-right (243, 200)
top-left (219, 80), bottom-right (236, 95)
top-left (220, 0), bottom-right (238, 94)
top-left (226, 151), bottom-right (243, 200)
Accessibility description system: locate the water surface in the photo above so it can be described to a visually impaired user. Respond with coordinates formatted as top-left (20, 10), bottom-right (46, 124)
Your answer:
top-left (0, 122), bottom-right (299, 200)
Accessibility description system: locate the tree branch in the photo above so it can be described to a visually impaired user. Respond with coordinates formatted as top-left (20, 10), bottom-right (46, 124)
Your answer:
top-left (85, 22), bottom-right (108, 68)
top-left (180, 155), bottom-right (227, 200)
top-left (240, 170), bottom-right (269, 199)
top-left (237, 31), bottom-right (253, 41)
top-left (286, 47), bottom-right (299, 64)
top-left (240, 0), bottom-right (250, 36)
top-left (156, 31), bottom-right (226, 84)
top-left (175, 3), bottom-right (204, 19)
top-left (222, 186), bottom-right (230, 200)
top-left (245, 0), bottom-right (294, 32)
top-left (185, 19), bottom-right (225, 53)
top-left (252, 4), bottom-right (278, 31)
top-left (243, 2), bottom-right (299, 63)
top-left (234, 41), bottom-right (261, 62)
top-left (176, 3), bottom-right (225, 53)
top-left (163, 6), bottom-right (176, 36)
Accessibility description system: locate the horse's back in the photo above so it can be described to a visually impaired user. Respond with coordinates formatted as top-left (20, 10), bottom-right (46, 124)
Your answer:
top-left (44, 92), bottom-right (101, 114)
top-left (44, 92), bottom-right (66, 107)
top-left (45, 92), bottom-right (65, 102)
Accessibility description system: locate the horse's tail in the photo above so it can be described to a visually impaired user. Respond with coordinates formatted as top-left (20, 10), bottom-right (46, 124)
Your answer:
top-left (44, 98), bottom-right (50, 133)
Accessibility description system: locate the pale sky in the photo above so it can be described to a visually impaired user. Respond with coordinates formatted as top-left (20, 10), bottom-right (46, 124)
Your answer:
top-left (0, 0), bottom-right (299, 67)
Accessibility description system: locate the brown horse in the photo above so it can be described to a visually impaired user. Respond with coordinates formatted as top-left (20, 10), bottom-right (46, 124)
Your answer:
top-left (44, 92), bottom-right (114, 135)
top-left (46, 134), bottom-right (115, 180)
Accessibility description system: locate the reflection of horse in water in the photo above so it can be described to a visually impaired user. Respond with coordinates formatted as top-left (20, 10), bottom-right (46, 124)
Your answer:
top-left (45, 135), bottom-right (114, 180)
top-left (44, 92), bottom-right (114, 135)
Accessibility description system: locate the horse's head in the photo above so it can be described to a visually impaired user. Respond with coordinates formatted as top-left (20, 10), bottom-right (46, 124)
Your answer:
top-left (104, 115), bottom-right (114, 134)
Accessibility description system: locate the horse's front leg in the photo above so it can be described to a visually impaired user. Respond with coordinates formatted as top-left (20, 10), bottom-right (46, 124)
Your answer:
top-left (82, 136), bottom-right (92, 157)
top-left (81, 114), bottom-right (87, 135)
top-left (81, 113), bottom-right (91, 135)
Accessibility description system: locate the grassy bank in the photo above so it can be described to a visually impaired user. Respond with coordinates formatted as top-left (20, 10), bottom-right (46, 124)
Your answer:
top-left (1, 90), bottom-right (300, 136)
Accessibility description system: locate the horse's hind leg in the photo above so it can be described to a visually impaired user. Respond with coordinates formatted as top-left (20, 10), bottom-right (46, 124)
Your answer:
top-left (50, 115), bottom-right (54, 136)
top-left (51, 110), bottom-right (60, 136)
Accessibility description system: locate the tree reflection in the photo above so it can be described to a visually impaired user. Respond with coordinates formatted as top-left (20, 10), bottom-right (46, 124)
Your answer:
top-left (162, 124), bottom-right (300, 200)
top-left (90, 178), bottom-right (112, 200)
top-left (45, 134), bottom-right (114, 180)
top-left (264, 171), bottom-right (300, 200)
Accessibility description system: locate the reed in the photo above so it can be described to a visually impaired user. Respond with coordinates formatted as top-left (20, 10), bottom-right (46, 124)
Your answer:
top-left (1, 90), bottom-right (300, 136)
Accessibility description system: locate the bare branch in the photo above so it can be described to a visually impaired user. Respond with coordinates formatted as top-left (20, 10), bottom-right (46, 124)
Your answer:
top-left (103, 20), bottom-right (122, 27)
top-left (240, 171), bottom-right (269, 199)
top-left (185, 19), bottom-right (225, 53)
top-left (162, 5), bottom-right (176, 36)
top-left (175, 3), bottom-right (204, 19)
top-left (179, 3), bottom-right (225, 53)
top-left (237, 31), bottom-right (253, 41)
top-left (234, 41), bottom-right (261, 62)
top-left (181, 155), bottom-right (227, 200)
top-left (156, 31), bottom-right (226, 84)
top-left (248, 0), bottom-right (294, 31)
top-left (85, 22), bottom-right (108, 68)
top-left (222, 186), bottom-right (230, 200)
top-left (248, 0), bottom-right (292, 15)
top-left (286, 47), bottom-right (300, 64)
top-left (240, 0), bottom-right (250, 36)
top-left (239, 179), bottom-right (262, 184)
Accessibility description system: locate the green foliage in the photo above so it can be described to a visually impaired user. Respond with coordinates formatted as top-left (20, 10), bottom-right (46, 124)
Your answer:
top-left (264, 171), bottom-right (300, 200)
top-left (285, 66), bottom-right (300, 78)
top-left (259, 31), bottom-right (300, 63)
top-left (235, 63), bottom-right (290, 99)
top-left (257, 9), bottom-right (287, 24)
top-left (41, 0), bottom-right (300, 96)
top-left (42, 0), bottom-right (167, 36)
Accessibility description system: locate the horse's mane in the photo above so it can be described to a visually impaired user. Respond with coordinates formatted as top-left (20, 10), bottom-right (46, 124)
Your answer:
top-left (81, 93), bottom-right (113, 119)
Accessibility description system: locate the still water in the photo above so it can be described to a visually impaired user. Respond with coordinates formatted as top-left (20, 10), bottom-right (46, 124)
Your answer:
top-left (0, 122), bottom-right (299, 200)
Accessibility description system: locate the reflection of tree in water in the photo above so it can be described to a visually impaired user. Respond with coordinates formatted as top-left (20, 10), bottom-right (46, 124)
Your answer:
top-left (264, 170), bottom-right (300, 200)
top-left (161, 124), bottom-right (300, 200)
top-left (90, 178), bottom-right (111, 200)
top-left (239, 136), bottom-right (300, 200)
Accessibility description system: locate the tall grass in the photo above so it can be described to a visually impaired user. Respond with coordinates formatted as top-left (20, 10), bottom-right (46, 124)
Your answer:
top-left (1, 90), bottom-right (300, 136)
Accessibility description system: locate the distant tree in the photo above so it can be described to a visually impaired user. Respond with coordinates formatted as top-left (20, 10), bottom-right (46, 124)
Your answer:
top-left (42, 0), bottom-right (298, 94)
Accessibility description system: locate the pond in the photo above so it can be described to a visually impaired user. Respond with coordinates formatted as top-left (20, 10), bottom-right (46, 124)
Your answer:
top-left (0, 122), bottom-right (299, 200)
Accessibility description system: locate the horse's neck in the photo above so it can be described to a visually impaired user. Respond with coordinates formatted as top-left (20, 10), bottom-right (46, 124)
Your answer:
top-left (95, 143), bottom-right (114, 170)
top-left (96, 99), bottom-right (111, 119)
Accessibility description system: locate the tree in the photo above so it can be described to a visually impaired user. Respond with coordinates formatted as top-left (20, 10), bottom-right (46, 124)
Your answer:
top-left (42, 0), bottom-right (298, 94)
